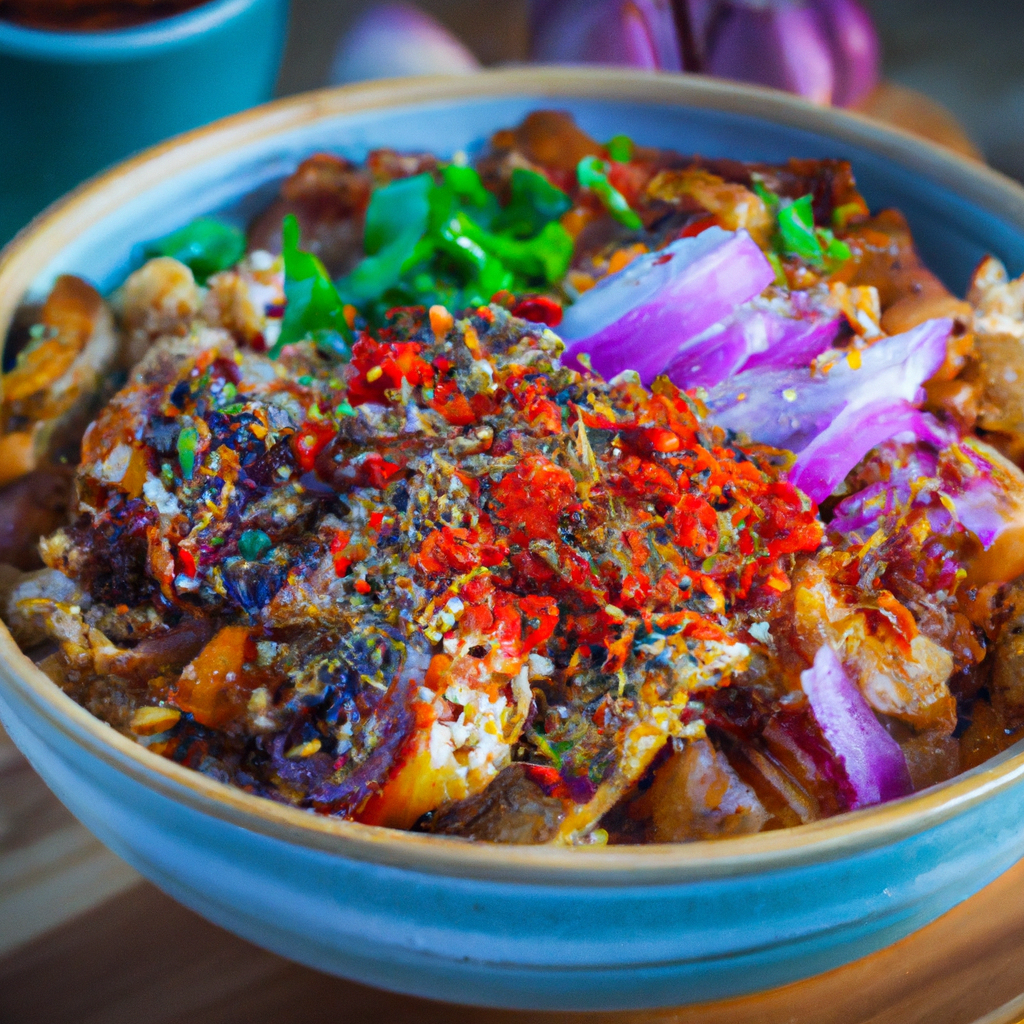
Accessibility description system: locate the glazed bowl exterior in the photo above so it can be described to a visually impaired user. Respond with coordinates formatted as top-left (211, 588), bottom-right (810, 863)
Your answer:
top-left (0, 0), bottom-right (291, 245)
top-left (3, 69), bottom-right (1024, 1012)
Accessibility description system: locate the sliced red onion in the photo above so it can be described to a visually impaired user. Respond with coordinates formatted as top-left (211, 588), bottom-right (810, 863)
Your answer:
top-left (801, 645), bottom-right (912, 809)
top-left (947, 442), bottom-right (1013, 547)
top-left (664, 294), bottom-right (841, 390)
top-left (329, 3), bottom-right (480, 85)
top-left (705, 318), bottom-right (951, 450)
top-left (560, 228), bottom-right (775, 384)
top-left (811, 0), bottom-right (879, 108)
top-left (530, 0), bottom-right (683, 71)
top-left (705, 2), bottom-right (835, 106)
top-left (706, 318), bottom-right (951, 502)
top-left (789, 400), bottom-right (948, 504)
top-left (831, 437), bottom-right (1020, 550)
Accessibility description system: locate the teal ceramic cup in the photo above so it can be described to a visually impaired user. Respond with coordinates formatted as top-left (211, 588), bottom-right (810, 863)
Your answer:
top-left (0, 0), bottom-right (291, 245)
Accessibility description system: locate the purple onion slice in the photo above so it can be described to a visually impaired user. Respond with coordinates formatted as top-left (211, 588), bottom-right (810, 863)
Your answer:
top-left (801, 645), bottom-right (913, 809)
top-left (560, 228), bottom-right (775, 384)
top-left (665, 293), bottom-right (841, 390)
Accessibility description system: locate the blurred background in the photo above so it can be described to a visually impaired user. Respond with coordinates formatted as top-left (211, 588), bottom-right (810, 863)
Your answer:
top-left (3, 0), bottom-right (1023, 244)
top-left (277, 0), bottom-right (1024, 181)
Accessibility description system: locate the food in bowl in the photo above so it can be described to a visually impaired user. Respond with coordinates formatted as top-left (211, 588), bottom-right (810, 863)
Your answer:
top-left (4, 110), bottom-right (1024, 846)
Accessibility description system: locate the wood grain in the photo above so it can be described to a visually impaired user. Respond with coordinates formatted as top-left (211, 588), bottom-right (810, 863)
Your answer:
top-left (0, 723), bottom-right (140, 958)
top-left (4, 860), bottom-right (1024, 1024)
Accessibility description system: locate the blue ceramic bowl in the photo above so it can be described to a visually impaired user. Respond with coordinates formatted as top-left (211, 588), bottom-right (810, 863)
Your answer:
top-left (0, 0), bottom-right (291, 245)
top-left (3, 69), bottom-right (1024, 1012)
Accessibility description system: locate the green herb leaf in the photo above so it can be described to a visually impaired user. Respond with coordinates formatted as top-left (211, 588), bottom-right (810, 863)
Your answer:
top-left (606, 134), bottom-right (633, 163)
top-left (493, 168), bottom-right (572, 238)
top-left (577, 156), bottom-right (642, 230)
top-left (751, 179), bottom-right (781, 213)
top-left (143, 218), bottom-right (246, 284)
top-left (276, 214), bottom-right (352, 355)
top-left (442, 164), bottom-right (498, 217)
top-left (777, 194), bottom-right (824, 264)
top-left (338, 173), bottom-right (433, 305)
top-left (454, 214), bottom-right (572, 285)
top-left (815, 226), bottom-right (853, 265)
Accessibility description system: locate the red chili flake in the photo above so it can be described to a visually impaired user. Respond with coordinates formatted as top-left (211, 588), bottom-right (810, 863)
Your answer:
top-left (679, 214), bottom-right (720, 239)
top-left (330, 530), bottom-right (352, 577)
top-left (178, 548), bottom-right (197, 579)
top-left (475, 306), bottom-right (495, 323)
top-left (354, 579), bottom-right (372, 595)
top-left (511, 295), bottom-right (563, 328)
top-left (673, 493), bottom-right (720, 558)
top-left (293, 420), bottom-right (337, 473)
top-left (518, 594), bottom-right (560, 652)
top-left (525, 396), bottom-right (562, 435)
top-left (348, 336), bottom-right (434, 406)
top-left (521, 763), bottom-right (570, 799)
top-left (428, 380), bottom-right (476, 426)
top-left (361, 452), bottom-right (402, 489)
top-left (491, 455), bottom-right (580, 543)
top-left (607, 160), bottom-right (650, 206)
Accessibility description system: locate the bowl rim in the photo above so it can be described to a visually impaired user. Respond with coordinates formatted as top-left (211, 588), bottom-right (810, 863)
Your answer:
top-left (0, 0), bottom-right (278, 58)
top-left (4, 65), bottom-right (1024, 886)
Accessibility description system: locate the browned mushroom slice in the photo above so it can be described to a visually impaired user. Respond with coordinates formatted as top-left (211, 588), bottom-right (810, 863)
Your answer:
top-left (631, 738), bottom-right (768, 843)
top-left (422, 763), bottom-right (569, 844)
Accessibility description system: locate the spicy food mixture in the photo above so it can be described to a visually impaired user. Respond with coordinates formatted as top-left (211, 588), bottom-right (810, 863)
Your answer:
top-left (4, 111), bottom-right (1024, 845)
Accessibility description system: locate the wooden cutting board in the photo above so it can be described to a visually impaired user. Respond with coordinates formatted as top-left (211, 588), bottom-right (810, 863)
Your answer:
top-left (3, 719), bottom-right (1024, 1024)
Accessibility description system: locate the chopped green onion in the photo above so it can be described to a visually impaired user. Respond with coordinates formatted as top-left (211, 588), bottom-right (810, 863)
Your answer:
top-left (816, 227), bottom-right (853, 264)
top-left (765, 249), bottom-right (788, 287)
top-left (177, 425), bottom-right (199, 481)
top-left (751, 179), bottom-right (781, 213)
top-left (777, 195), bottom-right (824, 264)
top-left (606, 134), bottom-right (633, 163)
top-left (577, 156), bottom-right (642, 230)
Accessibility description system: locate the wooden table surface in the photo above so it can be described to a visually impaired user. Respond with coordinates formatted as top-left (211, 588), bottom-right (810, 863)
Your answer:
top-left (0, 82), bottom-right (1001, 1024)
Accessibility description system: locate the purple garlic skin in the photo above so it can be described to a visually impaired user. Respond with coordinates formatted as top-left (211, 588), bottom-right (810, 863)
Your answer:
top-left (704, 2), bottom-right (835, 105)
top-left (811, 0), bottom-right (880, 107)
top-left (529, 0), bottom-right (683, 71)
top-left (329, 2), bottom-right (479, 85)
top-left (528, 0), bottom-right (880, 109)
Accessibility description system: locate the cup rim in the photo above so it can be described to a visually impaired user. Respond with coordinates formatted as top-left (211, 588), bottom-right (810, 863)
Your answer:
top-left (4, 66), bottom-right (1024, 886)
top-left (0, 0), bottom-right (273, 58)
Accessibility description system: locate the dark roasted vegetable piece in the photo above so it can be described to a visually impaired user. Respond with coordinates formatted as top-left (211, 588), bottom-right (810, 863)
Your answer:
top-left (421, 763), bottom-right (568, 844)
top-left (0, 467), bottom-right (73, 570)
